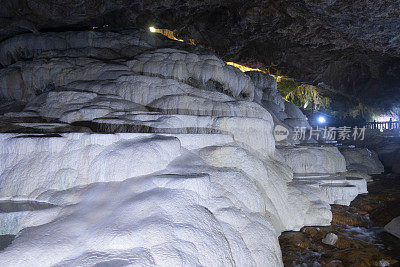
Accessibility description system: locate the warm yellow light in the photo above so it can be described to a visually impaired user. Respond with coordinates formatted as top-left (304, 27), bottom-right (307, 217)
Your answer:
top-left (149, 28), bottom-right (185, 42)
top-left (225, 62), bottom-right (264, 72)
top-left (274, 75), bottom-right (283, 82)
top-left (151, 29), bottom-right (285, 81)
top-left (225, 62), bottom-right (283, 82)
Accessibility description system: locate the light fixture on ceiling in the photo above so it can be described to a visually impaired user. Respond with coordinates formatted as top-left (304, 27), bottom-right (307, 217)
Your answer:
top-left (317, 115), bottom-right (327, 124)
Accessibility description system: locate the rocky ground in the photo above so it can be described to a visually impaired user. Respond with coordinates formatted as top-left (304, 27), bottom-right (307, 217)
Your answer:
top-left (279, 174), bottom-right (400, 266)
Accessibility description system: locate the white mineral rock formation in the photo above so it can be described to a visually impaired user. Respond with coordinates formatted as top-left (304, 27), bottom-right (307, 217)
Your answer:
top-left (0, 30), bottom-right (164, 67)
top-left (276, 146), bottom-right (347, 174)
top-left (245, 71), bottom-right (311, 145)
top-left (291, 173), bottom-right (367, 205)
top-left (0, 29), bottom-right (368, 266)
top-left (127, 48), bottom-right (255, 101)
top-left (340, 147), bottom-right (384, 175)
top-left (246, 71), bottom-right (284, 110)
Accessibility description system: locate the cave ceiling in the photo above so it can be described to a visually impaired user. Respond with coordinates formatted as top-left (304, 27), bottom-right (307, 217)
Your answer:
top-left (1, 0), bottom-right (400, 110)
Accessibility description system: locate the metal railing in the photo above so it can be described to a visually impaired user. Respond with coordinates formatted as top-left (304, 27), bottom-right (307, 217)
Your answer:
top-left (366, 119), bottom-right (400, 130)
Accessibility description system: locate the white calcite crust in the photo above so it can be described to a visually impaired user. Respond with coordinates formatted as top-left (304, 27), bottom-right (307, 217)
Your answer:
top-left (339, 147), bottom-right (384, 175)
top-left (246, 71), bottom-right (284, 110)
top-left (0, 29), bottom-right (370, 266)
top-left (277, 146), bottom-right (347, 173)
top-left (0, 133), bottom-right (181, 197)
top-left (127, 48), bottom-right (255, 101)
top-left (0, 57), bottom-right (131, 101)
top-left (0, 131), bottom-right (362, 266)
top-left (0, 30), bottom-right (163, 67)
top-left (0, 133), bottom-right (285, 266)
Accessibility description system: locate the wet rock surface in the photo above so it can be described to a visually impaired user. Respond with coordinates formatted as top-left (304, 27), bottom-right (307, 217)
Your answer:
top-left (279, 174), bottom-right (400, 266)
top-left (0, 235), bottom-right (14, 251)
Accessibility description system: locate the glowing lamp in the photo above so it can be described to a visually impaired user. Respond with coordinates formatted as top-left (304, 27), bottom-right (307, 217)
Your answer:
top-left (317, 115), bottom-right (326, 124)
top-left (149, 26), bottom-right (156, 33)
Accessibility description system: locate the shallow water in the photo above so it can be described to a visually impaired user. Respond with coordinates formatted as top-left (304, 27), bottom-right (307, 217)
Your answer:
top-left (0, 200), bottom-right (57, 251)
top-left (0, 200), bottom-right (56, 212)
top-left (0, 235), bottom-right (15, 251)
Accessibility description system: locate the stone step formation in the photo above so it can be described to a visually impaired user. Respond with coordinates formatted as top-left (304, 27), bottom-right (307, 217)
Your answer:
top-left (0, 29), bottom-right (374, 266)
